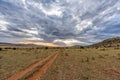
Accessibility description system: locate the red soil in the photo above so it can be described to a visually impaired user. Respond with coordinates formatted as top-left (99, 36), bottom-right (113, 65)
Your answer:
top-left (103, 68), bottom-right (120, 79)
top-left (7, 53), bottom-right (57, 80)
top-left (26, 53), bottom-right (59, 80)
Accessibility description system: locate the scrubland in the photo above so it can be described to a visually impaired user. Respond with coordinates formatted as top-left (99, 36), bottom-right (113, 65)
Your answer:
top-left (0, 47), bottom-right (120, 80)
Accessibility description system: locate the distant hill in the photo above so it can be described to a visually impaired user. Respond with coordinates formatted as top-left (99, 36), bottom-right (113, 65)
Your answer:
top-left (90, 37), bottom-right (120, 48)
top-left (0, 42), bottom-right (40, 48)
top-left (0, 42), bottom-right (18, 46)
top-left (0, 42), bottom-right (35, 46)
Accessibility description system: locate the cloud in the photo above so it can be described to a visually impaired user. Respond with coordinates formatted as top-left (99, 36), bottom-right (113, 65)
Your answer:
top-left (53, 39), bottom-right (88, 46)
top-left (19, 41), bottom-right (60, 47)
top-left (0, 20), bottom-right (9, 31)
top-left (0, 0), bottom-right (120, 46)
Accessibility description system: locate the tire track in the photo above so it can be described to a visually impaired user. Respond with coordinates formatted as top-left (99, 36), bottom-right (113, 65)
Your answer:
top-left (26, 53), bottom-right (59, 80)
top-left (7, 53), bottom-right (57, 80)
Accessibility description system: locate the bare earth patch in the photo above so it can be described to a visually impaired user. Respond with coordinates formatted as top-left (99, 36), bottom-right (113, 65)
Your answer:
top-left (103, 68), bottom-right (120, 79)
top-left (26, 52), bottom-right (59, 80)
top-left (7, 52), bottom-right (58, 80)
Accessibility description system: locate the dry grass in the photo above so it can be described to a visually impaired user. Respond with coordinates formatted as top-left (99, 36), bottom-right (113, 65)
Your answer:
top-left (0, 47), bottom-right (120, 80)
top-left (41, 48), bottom-right (120, 80)
top-left (0, 48), bottom-right (57, 80)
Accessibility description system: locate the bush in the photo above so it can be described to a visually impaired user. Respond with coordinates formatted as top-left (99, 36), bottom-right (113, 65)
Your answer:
top-left (45, 47), bottom-right (48, 49)
top-left (4, 47), bottom-right (10, 49)
top-left (80, 46), bottom-right (85, 49)
top-left (0, 48), bottom-right (2, 51)
top-left (12, 48), bottom-right (17, 50)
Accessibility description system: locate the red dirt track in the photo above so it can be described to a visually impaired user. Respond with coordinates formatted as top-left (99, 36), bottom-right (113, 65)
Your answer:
top-left (26, 53), bottom-right (59, 80)
top-left (7, 52), bottom-right (59, 80)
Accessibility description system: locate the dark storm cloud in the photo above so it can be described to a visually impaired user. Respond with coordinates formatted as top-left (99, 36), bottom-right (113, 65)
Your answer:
top-left (0, 0), bottom-right (120, 46)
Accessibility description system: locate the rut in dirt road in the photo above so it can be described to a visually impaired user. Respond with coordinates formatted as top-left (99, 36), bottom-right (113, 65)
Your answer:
top-left (7, 53), bottom-right (58, 80)
top-left (26, 53), bottom-right (59, 80)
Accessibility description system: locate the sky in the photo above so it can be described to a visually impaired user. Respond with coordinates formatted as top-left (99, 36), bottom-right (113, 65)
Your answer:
top-left (0, 0), bottom-right (120, 46)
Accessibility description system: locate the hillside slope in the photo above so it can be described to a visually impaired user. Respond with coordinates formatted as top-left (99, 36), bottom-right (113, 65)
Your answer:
top-left (90, 37), bottom-right (120, 47)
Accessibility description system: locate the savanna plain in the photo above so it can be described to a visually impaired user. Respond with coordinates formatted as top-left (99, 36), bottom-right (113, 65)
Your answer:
top-left (0, 47), bottom-right (120, 80)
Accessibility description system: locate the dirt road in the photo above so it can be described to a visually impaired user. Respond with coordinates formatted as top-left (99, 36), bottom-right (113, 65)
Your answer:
top-left (7, 52), bottom-right (59, 80)
top-left (26, 53), bottom-right (59, 80)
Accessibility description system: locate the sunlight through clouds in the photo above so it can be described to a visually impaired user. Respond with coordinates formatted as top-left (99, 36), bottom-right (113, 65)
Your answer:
top-left (0, 0), bottom-right (120, 46)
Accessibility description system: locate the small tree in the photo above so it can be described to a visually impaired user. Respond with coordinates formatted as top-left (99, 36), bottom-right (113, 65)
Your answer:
top-left (0, 48), bottom-right (2, 51)
top-left (13, 48), bottom-right (16, 50)
top-left (80, 46), bottom-right (85, 49)
top-left (45, 47), bottom-right (48, 49)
